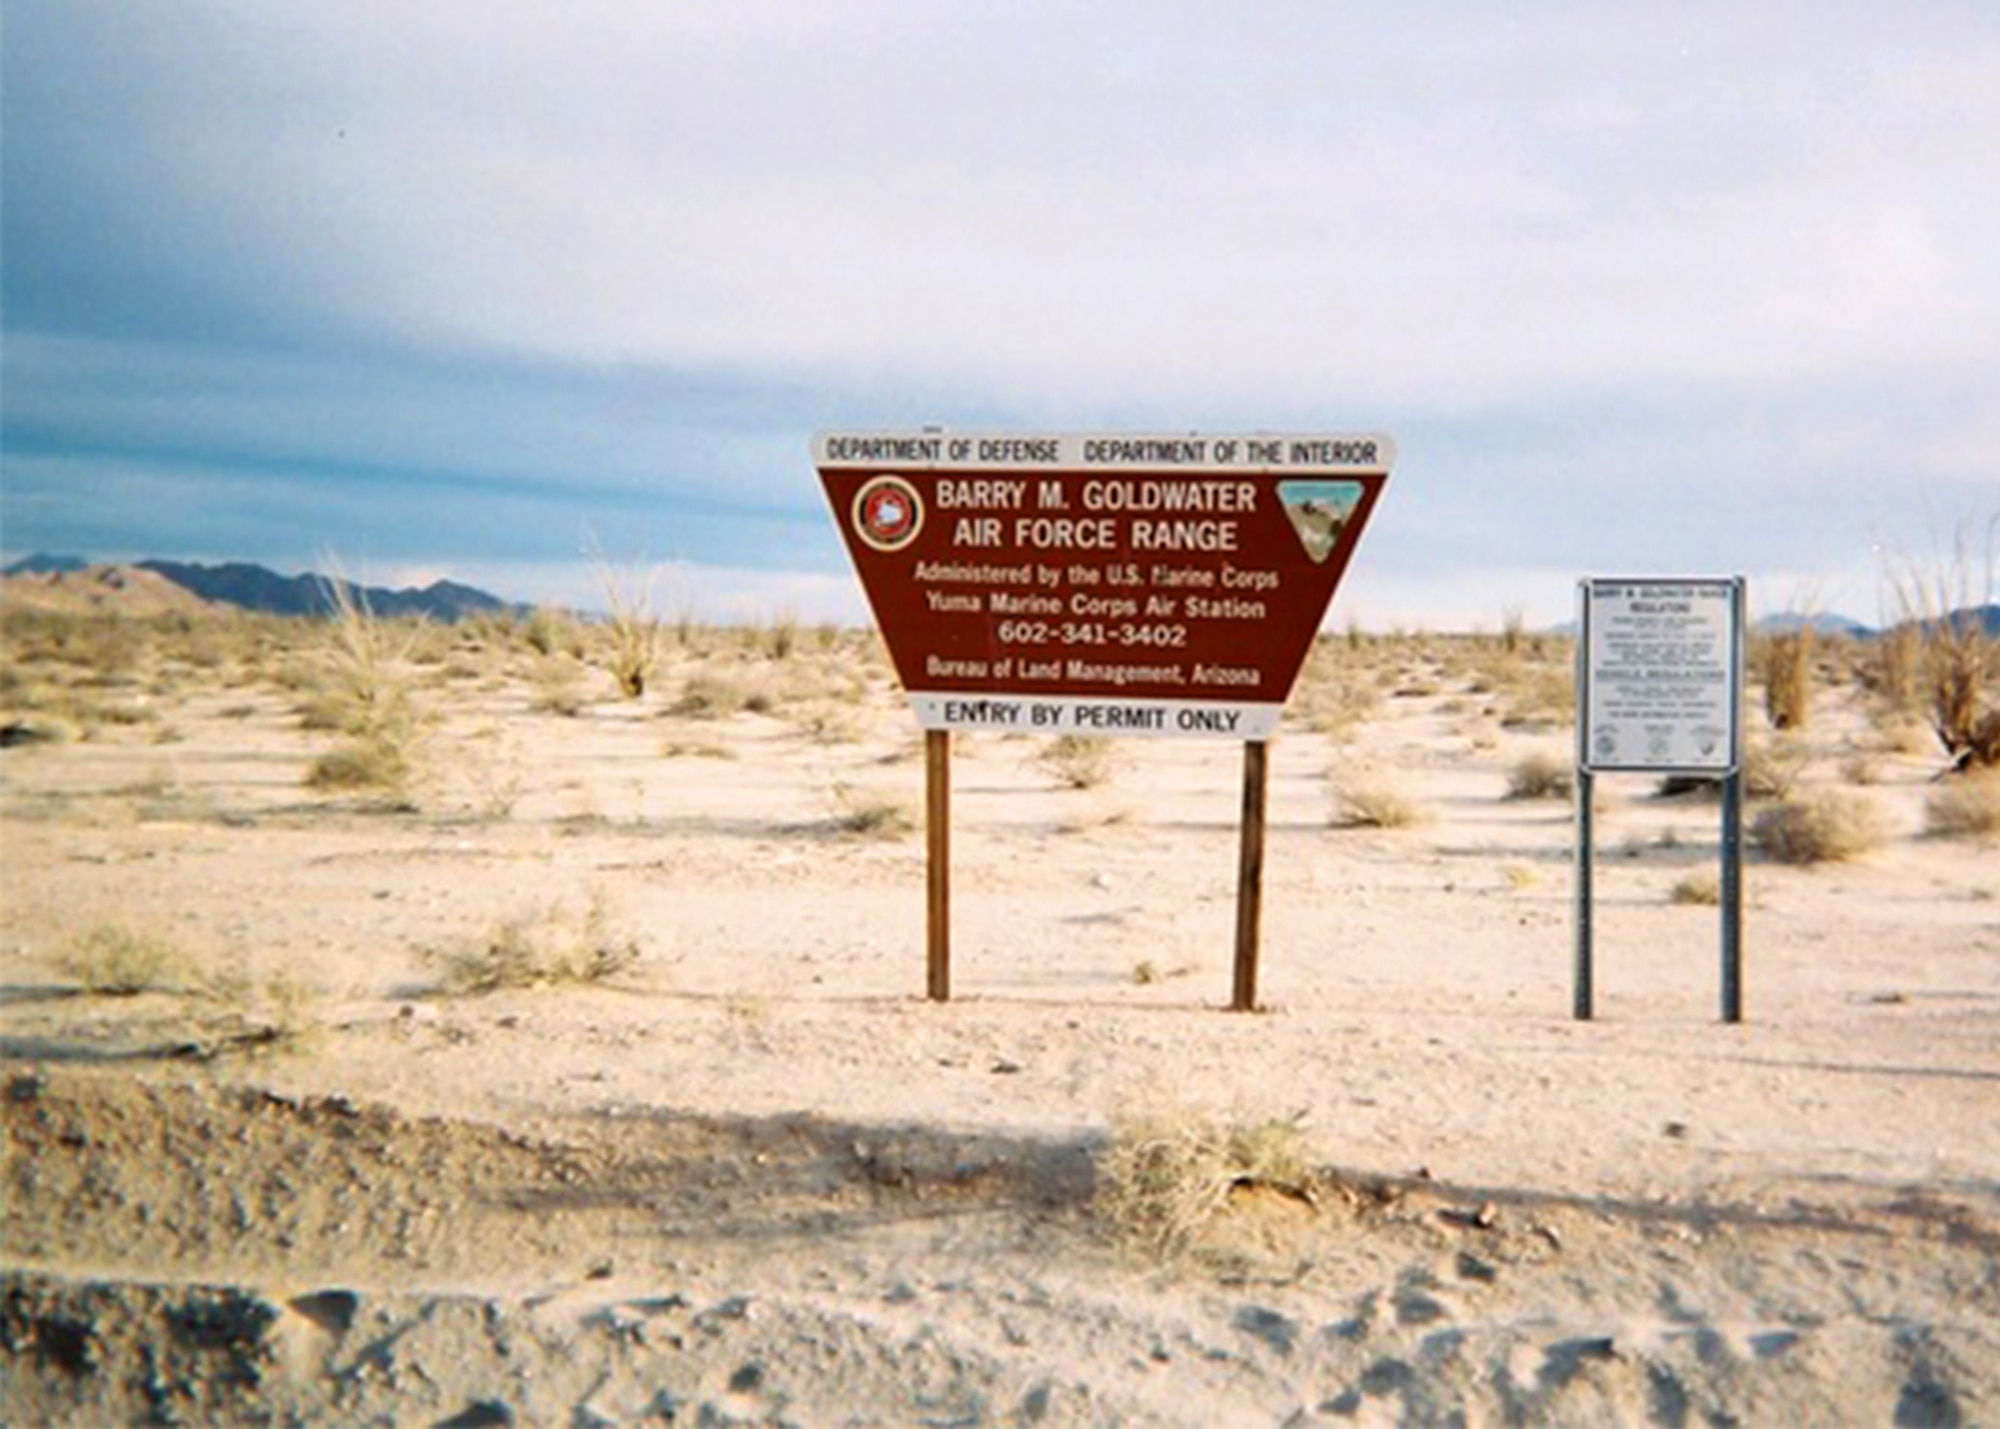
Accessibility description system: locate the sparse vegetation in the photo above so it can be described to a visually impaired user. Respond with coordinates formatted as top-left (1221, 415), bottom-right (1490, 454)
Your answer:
top-left (1743, 738), bottom-right (1812, 800)
top-left (1040, 734), bottom-right (1117, 790)
top-left (1887, 523), bottom-right (2000, 773)
top-left (1924, 773), bottom-right (2000, 840)
top-left (57, 924), bottom-right (193, 996)
top-left (828, 782), bottom-right (916, 838)
top-left (1095, 1105), bottom-right (1317, 1258)
top-left (1752, 791), bottom-right (1890, 865)
top-left (1329, 769), bottom-right (1427, 829)
top-left (1671, 869), bottom-right (1722, 905)
top-left (1504, 750), bottom-right (1574, 801)
top-left (426, 895), bottom-right (644, 996)
top-left (301, 575), bottom-right (430, 802)
top-left (1757, 627), bottom-right (1815, 733)
top-left (593, 550), bottom-right (662, 700)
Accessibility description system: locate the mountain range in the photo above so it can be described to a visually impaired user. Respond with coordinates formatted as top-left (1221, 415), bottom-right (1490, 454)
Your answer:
top-left (3, 554), bottom-right (520, 622)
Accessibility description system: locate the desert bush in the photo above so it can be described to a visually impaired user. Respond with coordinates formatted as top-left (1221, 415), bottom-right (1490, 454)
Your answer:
top-left (530, 655), bottom-right (589, 716)
top-left (1495, 659), bottom-right (1576, 731)
top-left (302, 576), bottom-right (428, 736)
top-left (58, 925), bottom-right (193, 996)
top-left (828, 782), bottom-right (916, 838)
top-left (522, 605), bottom-right (582, 659)
top-left (671, 671), bottom-right (758, 718)
top-left (1329, 770), bottom-right (1427, 829)
top-left (594, 556), bottom-right (661, 699)
top-left (764, 612), bottom-right (801, 661)
top-left (1744, 738), bottom-right (1811, 800)
top-left (1504, 749), bottom-right (1574, 801)
top-left (427, 895), bottom-right (642, 996)
top-left (300, 575), bottom-right (430, 800)
top-left (1888, 526), bottom-right (2000, 772)
top-left (1095, 1105), bottom-right (1316, 1258)
top-left (1670, 869), bottom-right (1722, 906)
top-left (1924, 773), bottom-right (2000, 840)
top-left (1752, 790), bottom-right (1889, 865)
top-left (1040, 734), bottom-right (1117, 790)
top-left (1757, 629), bottom-right (1814, 732)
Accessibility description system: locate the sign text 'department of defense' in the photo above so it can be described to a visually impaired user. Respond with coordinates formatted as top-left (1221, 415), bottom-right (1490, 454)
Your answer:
top-left (816, 431), bottom-right (1394, 739)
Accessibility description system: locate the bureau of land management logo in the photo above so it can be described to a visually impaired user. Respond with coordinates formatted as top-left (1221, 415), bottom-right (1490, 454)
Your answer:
top-left (852, 474), bottom-right (925, 553)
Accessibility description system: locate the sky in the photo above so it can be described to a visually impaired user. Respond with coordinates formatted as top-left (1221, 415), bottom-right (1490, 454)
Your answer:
top-left (4, 1), bottom-right (1998, 629)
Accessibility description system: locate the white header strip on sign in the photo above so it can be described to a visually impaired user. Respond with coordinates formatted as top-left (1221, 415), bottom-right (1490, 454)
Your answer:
top-left (910, 693), bottom-right (1281, 741)
top-left (815, 430), bottom-right (1395, 474)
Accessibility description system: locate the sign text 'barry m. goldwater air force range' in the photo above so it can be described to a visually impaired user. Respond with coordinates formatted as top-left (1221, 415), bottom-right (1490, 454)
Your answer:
top-left (815, 432), bottom-right (1394, 739)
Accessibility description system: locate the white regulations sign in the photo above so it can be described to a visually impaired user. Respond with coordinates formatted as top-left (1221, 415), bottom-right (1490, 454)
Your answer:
top-left (1579, 577), bottom-right (1745, 774)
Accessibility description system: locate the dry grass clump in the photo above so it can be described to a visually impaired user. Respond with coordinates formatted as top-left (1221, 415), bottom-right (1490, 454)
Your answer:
top-left (1328, 769), bottom-right (1427, 829)
top-left (57, 925), bottom-right (197, 996)
top-left (828, 782), bottom-right (917, 838)
top-left (529, 655), bottom-right (590, 716)
top-left (593, 555), bottom-right (662, 699)
top-left (1756, 629), bottom-right (1815, 732)
top-left (1095, 1105), bottom-right (1317, 1259)
top-left (1039, 734), bottom-right (1117, 790)
top-left (1888, 527), bottom-right (2000, 772)
top-left (1924, 773), bottom-right (2000, 840)
top-left (1504, 749), bottom-right (1574, 801)
top-left (1743, 738), bottom-right (1811, 800)
top-left (1751, 790), bottom-right (1890, 865)
top-left (427, 895), bottom-right (643, 996)
top-left (301, 578), bottom-right (430, 801)
top-left (670, 671), bottom-right (771, 718)
top-left (1670, 869), bottom-right (1722, 906)
top-left (522, 605), bottom-right (584, 659)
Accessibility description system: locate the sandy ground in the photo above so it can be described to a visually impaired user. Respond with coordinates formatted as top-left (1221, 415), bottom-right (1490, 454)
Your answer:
top-left (2, 613), bottom-right (1996, 1425)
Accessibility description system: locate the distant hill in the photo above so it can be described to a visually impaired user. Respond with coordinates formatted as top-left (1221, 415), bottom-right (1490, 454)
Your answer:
top-left (2, 553), bottom-right (92, 577)
top-left (1896, 603), bottom-right (2000, 639)
top-left (0, 564), bottom-right (217, 617)
top-left (1755, 612), bottom-right (1874, 638)
top-left (135, 560), bottom-right (518, 622)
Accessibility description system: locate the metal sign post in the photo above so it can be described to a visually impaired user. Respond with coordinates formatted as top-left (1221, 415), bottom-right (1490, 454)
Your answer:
top-left (816, 430), bottom-right (1393, 1007)
top-left (1575, 577), bottom-right (1747, 1022)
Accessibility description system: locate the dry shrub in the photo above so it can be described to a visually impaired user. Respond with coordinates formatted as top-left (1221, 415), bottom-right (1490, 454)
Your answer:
top-left (530, 655), bottom-right (589, 716)
top-left (1040, 734), bottom-right (1117, 790)
top-left (427, 895), bottom-right (642, 996)
top-left (1755, 629), bottom-right (1815, 732)
top-left (58, 925), bottom-right (194, 996)
top-left (1670, 870), bottom-right (1722, 906)
top-left (302, 576), bottom-right (429, 800)
top-left (671, 671), bottom-right (762, 718)
top-left (1504, 749), bottom-right (1574, 801)
top-left (1095, 1106), bottom-right (1316, 1259)
top-left (1495, 661), bottom-right (1575, 731)
top-left (1888, 526), bottom-right (1999, 772)
top-left (523, 605), bottom-right (582, 659)
top-left (829, 782), bottom-right (916, 838)
top-left (1329, 770), bottom-right (1427, 829)
top-left (1743, 738), bottom-right (1812, 800)
top-left (593, 552), bottom-right (661, 699)
top-left (1925, 774), bottom-right (2000, 840)
top-left (1752, 791), bottom-right (1889, 865)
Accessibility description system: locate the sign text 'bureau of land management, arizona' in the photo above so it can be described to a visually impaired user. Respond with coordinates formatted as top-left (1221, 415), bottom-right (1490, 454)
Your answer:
top-left (816, 432), bottom-right (1395, 740)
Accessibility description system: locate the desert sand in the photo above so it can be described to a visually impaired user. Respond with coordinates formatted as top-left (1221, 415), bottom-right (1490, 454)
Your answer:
top-left (2, 595), bottom-right (1996, 1426)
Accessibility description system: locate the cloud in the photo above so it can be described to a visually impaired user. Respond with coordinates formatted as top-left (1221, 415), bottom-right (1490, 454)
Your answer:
top-left (4, 1), bottom-right (1998, 621)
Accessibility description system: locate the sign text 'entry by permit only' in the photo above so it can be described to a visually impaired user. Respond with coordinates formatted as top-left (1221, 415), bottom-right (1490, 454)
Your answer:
top-left (816, 431), bottom-right (1394, 739)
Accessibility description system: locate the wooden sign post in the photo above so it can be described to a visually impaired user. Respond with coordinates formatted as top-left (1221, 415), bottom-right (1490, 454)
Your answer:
top-left (816, 431), bottom-right (1393, 1007)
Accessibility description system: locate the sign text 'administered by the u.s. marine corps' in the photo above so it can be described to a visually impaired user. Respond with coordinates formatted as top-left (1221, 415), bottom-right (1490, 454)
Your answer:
top-left (817, 432), bottom-right (1393, 739)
